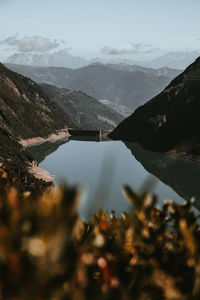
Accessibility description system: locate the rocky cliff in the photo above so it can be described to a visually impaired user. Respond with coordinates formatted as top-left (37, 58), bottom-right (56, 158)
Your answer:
top-left (110, 57), bottom-right (200, 155)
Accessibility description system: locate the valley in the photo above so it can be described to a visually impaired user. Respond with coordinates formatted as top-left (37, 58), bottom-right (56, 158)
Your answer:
top-left (0, 63), bottom-right (124, 191)
top-left (6, 62), bottom-right (181, 114)
top-left (2, 1), bottom-right (200, 299)
top-left (0, 57), bottom-right (199, 206)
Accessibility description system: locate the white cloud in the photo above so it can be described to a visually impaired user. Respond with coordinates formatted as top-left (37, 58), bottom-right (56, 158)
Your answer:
top-left (0, 34), bottom-right (67, 53)
top-left (101, 43), bottom-right (159, 56)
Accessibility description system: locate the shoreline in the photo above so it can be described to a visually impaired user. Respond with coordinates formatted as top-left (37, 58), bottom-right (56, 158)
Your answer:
top-left (21, 129), bottom-right (112, 183)
top-left (28, 164), bottom-right (54, 182)
top-left (19, 129), bottom-right (70, 148)
top-left (20, 129), bottom-right (70, 182)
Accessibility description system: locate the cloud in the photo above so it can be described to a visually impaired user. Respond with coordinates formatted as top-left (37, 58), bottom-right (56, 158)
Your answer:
top-left (101, 43), bottom-right (159, 55)
top-left (0, 34), bottom-right (66, 53)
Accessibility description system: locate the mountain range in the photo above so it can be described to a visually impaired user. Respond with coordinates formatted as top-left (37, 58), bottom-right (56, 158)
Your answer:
top-left (6, 49), bottom-right (88, 69)
top-left (5, 50), bottom-right (200, 70)
top-left (1, 53), bottom-right (200, 197)
top-left (143, 51), bottom-right (200, 70)
top-left (6, 63), bottom-right (181, 114)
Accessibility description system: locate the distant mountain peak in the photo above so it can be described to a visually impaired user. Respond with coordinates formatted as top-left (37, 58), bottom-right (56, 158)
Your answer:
top-left (6, 50), bottom-right (88, 69)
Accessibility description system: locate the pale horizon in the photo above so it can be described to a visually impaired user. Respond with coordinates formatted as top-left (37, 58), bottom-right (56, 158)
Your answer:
top-left (1, 0), bottom-right (200, 62)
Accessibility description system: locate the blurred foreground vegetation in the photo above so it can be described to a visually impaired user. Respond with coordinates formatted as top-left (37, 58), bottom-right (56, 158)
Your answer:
top-left (0, 167), bottom-right (200, 300)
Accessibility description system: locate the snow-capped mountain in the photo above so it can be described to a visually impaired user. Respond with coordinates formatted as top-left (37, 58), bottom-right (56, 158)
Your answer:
top-left (6, 49), bottom-right (88, 69)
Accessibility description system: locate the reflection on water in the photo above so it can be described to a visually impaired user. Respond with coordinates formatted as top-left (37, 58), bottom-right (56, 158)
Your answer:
top-left (125, 142), bottom-right (200, 210)
top-left (27, 139), bottom-right (67, 163)
top-left (28, 137), bottom-right (199, 219)
top-left (69, 135), bottom-right (110, 142)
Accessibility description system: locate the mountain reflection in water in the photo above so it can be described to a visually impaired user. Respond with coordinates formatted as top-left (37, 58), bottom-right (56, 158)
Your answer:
top-left (27, 139), bottom-right (67, 163)
top-left (28, 137), bottom-right (199, 219)
top-left (125, 142), bottom-right (200, 210)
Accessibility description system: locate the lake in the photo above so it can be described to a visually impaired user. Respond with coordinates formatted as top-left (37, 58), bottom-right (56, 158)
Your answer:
top-left (29, 137), bottom-right (200, 219)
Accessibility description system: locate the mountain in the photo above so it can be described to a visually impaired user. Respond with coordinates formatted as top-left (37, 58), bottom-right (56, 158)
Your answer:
top-left (0, 64), bottom-right (74, 139)
top-left (6, 49), bottom-right (88, 69)
top-left (109, 57), bottom-right (200, 156)
top-left (6, 49), bottom-right (199, 70)
top-left (6, 63), bottom-right (181, 113)
top-left (102, 63), bottom-right (181, 79)
top-left (99, 99), bottom-right (132, 117)
top-left (0, 62), bottom-right (123, 191)
top-left (144, 51), bottom-right (200, 70)
top-left (0, 63), bottom-right (74, 190)
top-left (40, 84), bottom-right (124, 130)
top-left (91, 51), bottom-right (200, 70)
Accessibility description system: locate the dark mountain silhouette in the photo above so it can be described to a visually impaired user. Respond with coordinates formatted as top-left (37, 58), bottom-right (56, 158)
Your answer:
top-left (110, 57), bottom-right (200, 156)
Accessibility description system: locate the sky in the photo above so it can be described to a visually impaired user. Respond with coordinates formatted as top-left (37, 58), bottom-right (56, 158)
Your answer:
top-left (0, 0), bottom-right (200, 60)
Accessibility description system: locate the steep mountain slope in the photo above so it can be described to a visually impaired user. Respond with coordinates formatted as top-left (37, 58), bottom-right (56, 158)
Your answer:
top-left (6, 63), bottom-right (180, 113)
top-left (0, 127), bottom-right (48, 193)
top-left (110, 57), bottom-right (200, 155)
top-left (40, 84), bottom-right (124, 130)
top-left (0, 63), bottom-right (74, 190)
top-left (0, 63), bottom-right (74, 139)
top-left (99, 99), bottom-right (132, 117)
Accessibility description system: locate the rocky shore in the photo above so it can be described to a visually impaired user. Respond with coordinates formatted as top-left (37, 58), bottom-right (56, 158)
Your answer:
top-left (28, 162), bottom-right (54, 182)
top-left (19, 129), bottom-right (70, 148)
top-left (18, 129), bottom-right (71, 182)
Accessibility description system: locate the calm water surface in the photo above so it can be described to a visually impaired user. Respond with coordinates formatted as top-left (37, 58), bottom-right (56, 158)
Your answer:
top-left (30, 138), bottom-right (196, 219)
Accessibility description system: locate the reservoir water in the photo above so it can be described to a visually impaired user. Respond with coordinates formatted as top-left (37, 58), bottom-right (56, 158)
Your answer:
top-left (29, 137), bottom-right (200, 219)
